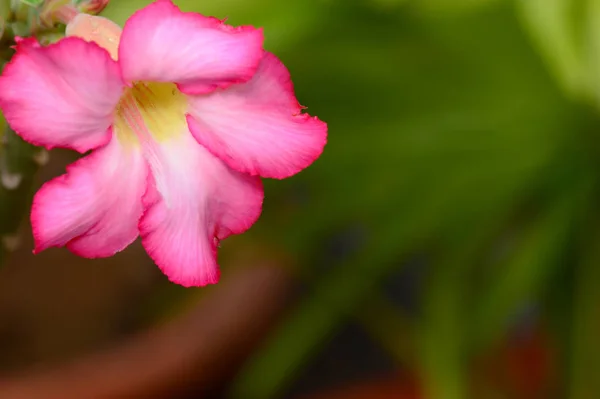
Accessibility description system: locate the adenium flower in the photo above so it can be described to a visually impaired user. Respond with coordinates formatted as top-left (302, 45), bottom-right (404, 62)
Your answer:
top-left (0, 0), bottom-right (327, 286)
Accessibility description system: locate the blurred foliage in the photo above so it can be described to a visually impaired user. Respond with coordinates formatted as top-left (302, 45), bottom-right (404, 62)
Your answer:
top-left (4, 0), bottom-right (600, 397)
top-left (104, 0), bottom-right (600, 397)
top-left (0, 121), bottom-right (41, 265)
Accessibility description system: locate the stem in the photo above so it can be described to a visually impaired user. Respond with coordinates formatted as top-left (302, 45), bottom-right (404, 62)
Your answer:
top-left (569, 218), bottom-right (600, 399)
top-left (0, 125), bottom-right (44, 264)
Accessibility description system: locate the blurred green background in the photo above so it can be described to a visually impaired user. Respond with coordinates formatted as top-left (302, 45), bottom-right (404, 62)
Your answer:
top-left (2, 0), bottom-right (600, 398)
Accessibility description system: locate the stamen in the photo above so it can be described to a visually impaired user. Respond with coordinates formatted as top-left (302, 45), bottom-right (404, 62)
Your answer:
top-left (114, 82), bottom-right (187, 145)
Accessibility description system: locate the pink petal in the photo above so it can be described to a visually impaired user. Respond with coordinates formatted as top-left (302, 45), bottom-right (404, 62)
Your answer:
top-left (119, 0), bottom-right (264, 94)
top-left (186, 52), bottom-right (327, 179)
top-left (139, 132), bottom-right (263, 287)
top-left (31, 134), bottom-right (147, 257)
top-left (0, 37), bottom-right (123, 153)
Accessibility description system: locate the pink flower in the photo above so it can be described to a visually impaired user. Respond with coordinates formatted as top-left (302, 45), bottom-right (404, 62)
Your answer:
top-left (0, 0), bottom-right (327, 287)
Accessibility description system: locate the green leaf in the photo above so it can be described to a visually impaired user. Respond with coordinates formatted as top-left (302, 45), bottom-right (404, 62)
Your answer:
top-left (18, 0), bottom-right (44, 7)
top-left (568, 212), bottom-right (600, 399)
top-left (470, 171), bottom-right (593, 350)
top-left (583, 0), bottom-right (600, 106)
top-left (356, 293), bottom-right (416, 366)
top-left (226, 224), bottom-right (416, 399)
top-left (414, 0), bottom-right (503, 14)
top-left (515, 0), bottom-right (587, 100)
top-left (418, 232), bottom-right (496, 399)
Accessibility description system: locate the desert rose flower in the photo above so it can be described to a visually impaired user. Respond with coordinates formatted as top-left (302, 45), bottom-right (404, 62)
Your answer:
top-left (0, 0), bottom-right (327, 286)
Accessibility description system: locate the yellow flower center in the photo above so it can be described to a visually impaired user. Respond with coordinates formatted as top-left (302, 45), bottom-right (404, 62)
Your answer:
top-left (114, 82), bottom-right (188, 146)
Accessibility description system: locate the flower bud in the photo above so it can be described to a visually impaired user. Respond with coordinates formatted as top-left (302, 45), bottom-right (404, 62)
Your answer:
top-left (39, 0), bottom-right (77, 26)
top-left (73, 0), bottom-right (108, 15)
top-left (66, 13), bottom-right (120, 59)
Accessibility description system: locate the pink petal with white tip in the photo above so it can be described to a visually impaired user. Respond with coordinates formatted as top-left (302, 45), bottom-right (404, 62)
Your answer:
top-left (139, 132), bottom-right (263, 287)
top-left (31, 134), bottom-right (147, 257)
top-left (187, 52), bottom-right (327, 179)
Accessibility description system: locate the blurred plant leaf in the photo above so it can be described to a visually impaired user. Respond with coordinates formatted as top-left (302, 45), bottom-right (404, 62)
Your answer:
top-left (226, 225), bottom-right (414, 399)
top-left (256, 0), bottom-right (573, 253)
top-left (514, 0), bottom-right (587, 100)
top-left (569, 211), bottom-right (600, 399)
top-left (583, 0), bottom-right (600, 106)
top-left (418, 224), bottom-right (504, 399)
top-left (470, 171), bottom-right (593, 350)
top-left (413, 0), bottom-right (502, 14)
top-left (357, 292), bottom-right (416, 367)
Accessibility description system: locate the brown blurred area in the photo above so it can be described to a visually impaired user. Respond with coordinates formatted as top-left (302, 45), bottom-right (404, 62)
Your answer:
top-left (0, 150), bottom-right (161, 372)
top-left (0, 151), bottom-right (294, 398)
